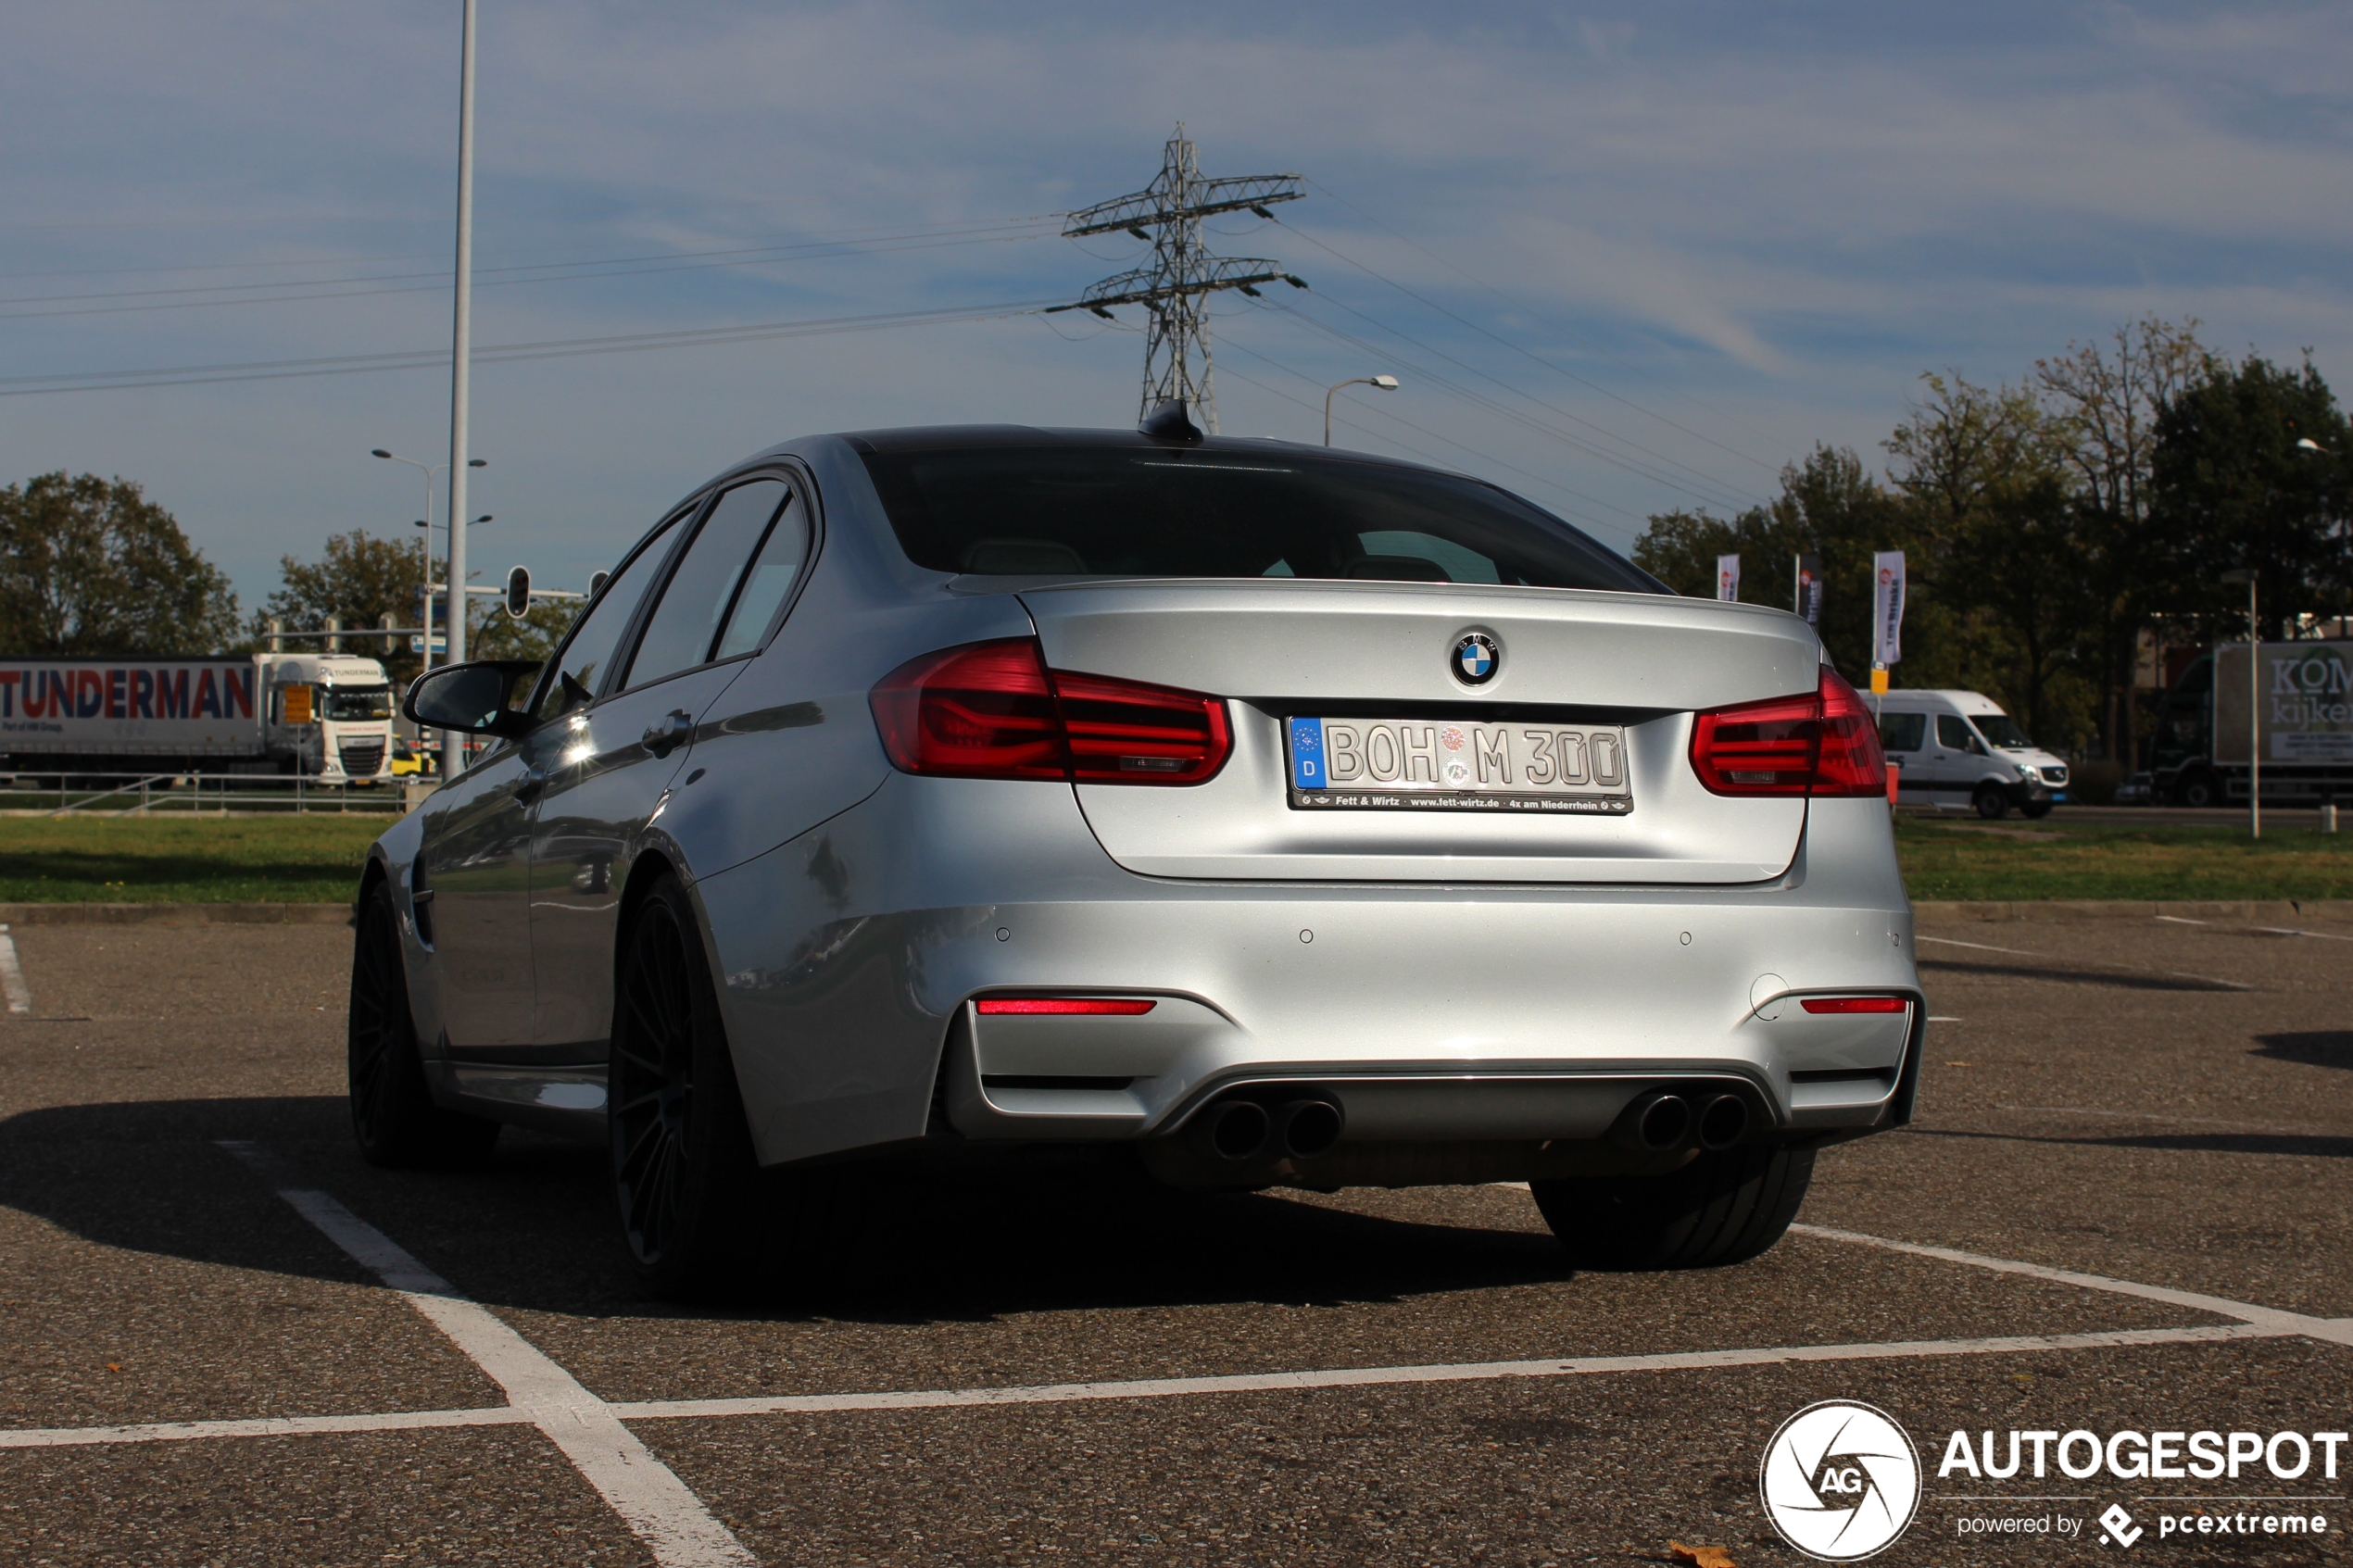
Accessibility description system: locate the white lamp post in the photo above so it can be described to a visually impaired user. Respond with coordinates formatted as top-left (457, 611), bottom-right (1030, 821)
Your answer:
top-left (1325, 375), bottom-right (1400, 445)
top-left (374, 450), bottom-right (484, 676)
top-left (2221, 569), bottom-right (2259, 838)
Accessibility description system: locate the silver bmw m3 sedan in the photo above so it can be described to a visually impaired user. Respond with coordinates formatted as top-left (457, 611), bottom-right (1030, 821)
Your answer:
top-left (350, 412), bottom-right (1921, 1295)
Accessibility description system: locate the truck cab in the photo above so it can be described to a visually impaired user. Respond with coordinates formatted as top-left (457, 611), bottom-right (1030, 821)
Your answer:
top-left (262, 654), bottom-right (396, 783)
top-left (1874, 689), bottom-right (2070, 820)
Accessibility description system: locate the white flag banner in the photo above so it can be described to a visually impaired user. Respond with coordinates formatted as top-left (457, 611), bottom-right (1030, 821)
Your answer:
top-left (1872, 550), bottom-right (1906, 665)
top-left (1716, 554), bottom-right (1741, 602)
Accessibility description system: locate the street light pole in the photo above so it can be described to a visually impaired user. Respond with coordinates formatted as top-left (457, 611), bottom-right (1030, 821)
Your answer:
top-left (1324, 375), bottom-right (1400, 445)
top-left (375, 449), bottom-right (484, 677)
top-left (2222, 569), bottom-right (2259, 838)
top-left (446, 0), bottom-right (479, 671)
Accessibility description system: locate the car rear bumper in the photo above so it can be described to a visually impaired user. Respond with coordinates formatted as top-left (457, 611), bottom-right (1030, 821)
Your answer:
top-left (692, 777), bottom-right (1920, 1171)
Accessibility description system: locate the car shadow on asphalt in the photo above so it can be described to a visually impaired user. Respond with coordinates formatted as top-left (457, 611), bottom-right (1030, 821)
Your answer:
top-left (1914, 958), bottom-right (2246, 992)
top-left (0, 1095), bottom-right (1579, 1326)
top-left (2253, 1031), bottom-right (2353, 1072)
top-left (1903, 1124), bottom-right (2353, 1160)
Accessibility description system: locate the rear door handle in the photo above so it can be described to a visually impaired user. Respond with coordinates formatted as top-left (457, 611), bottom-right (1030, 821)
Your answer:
top-left (514, 764), bottom-right (549, 803)
top-left (642, 710), bottom-right (694, 759)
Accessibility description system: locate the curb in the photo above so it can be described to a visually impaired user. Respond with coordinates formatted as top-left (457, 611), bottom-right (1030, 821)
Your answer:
top-left (1911, 898), bottom-right (2353, 923)
top-left (0, 902), bottom-right (351, 927)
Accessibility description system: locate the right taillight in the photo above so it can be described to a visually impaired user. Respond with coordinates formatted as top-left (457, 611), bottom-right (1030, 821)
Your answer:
top-left (871, 637), bottom-right (1231, 785)
top-left (1690, 666), bottom-right (1888, 798)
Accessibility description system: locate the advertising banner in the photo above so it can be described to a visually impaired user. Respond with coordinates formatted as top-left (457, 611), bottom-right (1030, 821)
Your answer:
top-left (0, 656), bottom-right (261, 757)
top-left (1716, 554), bottom-right (1740, 602)
top-left (1797, 553), bottom-right (1824, 626)
top-left (2214, 642), bottom-right (2353, 763)
top-left (1872, 551), bottom-right (1906, 665)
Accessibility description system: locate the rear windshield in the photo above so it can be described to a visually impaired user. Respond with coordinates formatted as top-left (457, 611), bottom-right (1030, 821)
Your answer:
top-left (858, 445), bottom-right (1660, 593)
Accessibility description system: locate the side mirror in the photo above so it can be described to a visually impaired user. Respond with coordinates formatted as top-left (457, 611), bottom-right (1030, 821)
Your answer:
top-left (402, 659), bottom-right (543, 737)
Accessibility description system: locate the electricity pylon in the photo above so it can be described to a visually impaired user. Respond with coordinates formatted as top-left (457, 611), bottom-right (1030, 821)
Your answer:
top-left (1051, 125), bottom-right (1306, 433)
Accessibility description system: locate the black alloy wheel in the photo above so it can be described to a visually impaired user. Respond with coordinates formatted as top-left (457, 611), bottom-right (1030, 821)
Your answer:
top-left (347, 879), bottom-right (498, 1166)
top-left (1973, 784), bottom-right (2010, 820)
top-left (609, 874), bottom-right (759, 1297)
top-left (2178, 773), bottom-right (2219, 809)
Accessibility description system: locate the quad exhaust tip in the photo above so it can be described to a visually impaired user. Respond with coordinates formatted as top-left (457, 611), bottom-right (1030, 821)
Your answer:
top-left (1194, 1091), bottom-right (1347, 1162)
top-left (1611, 1089), bottom-right (1755, 1154)
top-left (1696, 1092), bottom-right (1749, 1150)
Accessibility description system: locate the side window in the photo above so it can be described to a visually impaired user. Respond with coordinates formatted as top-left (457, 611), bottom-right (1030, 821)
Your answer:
top-left (711, 492), bottom-right (810, 660)
top-left (531, 513), bottom-right (684, 723)
top-left (1936, 714), bottom-right (1976, 751)
top-left (623, 479), bottom-right (788, 689)
top-left (1878, 712), bottom-right (1926, 754)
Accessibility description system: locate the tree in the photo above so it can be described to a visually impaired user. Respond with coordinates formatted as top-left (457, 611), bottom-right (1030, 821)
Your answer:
top-left (1634, 445), bottom-right (1938, 685)
top-left (256, 529), bottom-right (433, 687)
top-left (1886, 373), bottom-right (2094, 746)
top-left (2031, 317), bottom-right (2210, 760)
top-left (0, 472), bottom-right (240, 654)
top-left (2150, 352), bottom-right (2352, 640)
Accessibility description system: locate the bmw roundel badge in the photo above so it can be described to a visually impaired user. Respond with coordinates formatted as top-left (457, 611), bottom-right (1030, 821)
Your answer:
top-left (1452, 632), bottom-right (1500, 685)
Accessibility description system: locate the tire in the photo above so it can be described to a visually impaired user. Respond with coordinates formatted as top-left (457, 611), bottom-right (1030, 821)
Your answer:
top-left (2019, 800), bottom-right (2053, 820)
top-left (609, 873), bottom-right (761, 1298)
top-left (1530, 1143), bottom-right (1815, 1271)
top-left (1973, 784), bottom-right (2010, 820)
top-left (2178, 773), bottom-right (2218, 809)
top-left (347, 880), bottom-right (500, 1166)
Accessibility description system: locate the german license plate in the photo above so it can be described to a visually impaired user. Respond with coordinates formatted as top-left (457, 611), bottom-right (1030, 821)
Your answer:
top-left (1286, 717), bottom-right (1633, 813)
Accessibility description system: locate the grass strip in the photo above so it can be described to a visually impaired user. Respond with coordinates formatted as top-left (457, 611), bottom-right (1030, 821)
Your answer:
top-left (1895, 816), bottom-right (2353, 901)
top-left (0, 816), bottom-right (386, 904)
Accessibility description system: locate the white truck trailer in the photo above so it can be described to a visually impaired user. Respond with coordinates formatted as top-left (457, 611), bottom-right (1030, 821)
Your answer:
top-left (0, 651), bottom-right (396, 783)
top-left (2150, 641), bottom-right (2353, 806)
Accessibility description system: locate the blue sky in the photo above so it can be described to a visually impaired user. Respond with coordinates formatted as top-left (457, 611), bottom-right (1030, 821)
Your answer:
top-left (3, 2), bottom-right (2348, 608)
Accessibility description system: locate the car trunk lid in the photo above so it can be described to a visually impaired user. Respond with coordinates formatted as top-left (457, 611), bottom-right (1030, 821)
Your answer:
top-left (1020, 580), bottom-right (1818, 884)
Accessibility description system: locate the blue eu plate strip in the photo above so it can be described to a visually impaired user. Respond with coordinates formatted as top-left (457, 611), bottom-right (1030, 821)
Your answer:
top-left (1290, 717), bottom-right (1327, 790)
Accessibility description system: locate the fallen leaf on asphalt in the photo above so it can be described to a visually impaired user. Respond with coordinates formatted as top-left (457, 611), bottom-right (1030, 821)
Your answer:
top-left (106, 1362), bottom-right (122, 1373)
top-left (1669, 1541), bottom-right (1735, 1568)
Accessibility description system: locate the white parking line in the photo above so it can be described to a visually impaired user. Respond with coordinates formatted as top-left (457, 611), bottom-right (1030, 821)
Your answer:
top-left (0, 926), bottom-right (31, 1015)
top-left (1791, 1224), bottom-right (2353, 1347)
top-left (611, 1323), bottom-right (2288, 1421)
top-left (0, 1323), bottom-right (2295, 1450)
top-left (0, 1406), bottom-right (534, 1449)
top-left (1915, 933), bottom-right (2254, 991)
top-left (215, 1141), bottom-right (755, 1568)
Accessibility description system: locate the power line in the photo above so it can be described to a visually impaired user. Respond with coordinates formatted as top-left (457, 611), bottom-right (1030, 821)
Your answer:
top-left (0, 299), bottom-right (1063, 396)
top-left (1264, 297), bottom-right (1760, 514)
top-left (1274, 214), bottom-right (1780, 484)
top-left (0, 220), bottom-right (1062, 322)
top-left (1212, 339), bottom-right (1645, 535)
top-left (1275, 281), bottom-right (1763, 510)
top-left (1303, 178), bottom-right (1793, 466)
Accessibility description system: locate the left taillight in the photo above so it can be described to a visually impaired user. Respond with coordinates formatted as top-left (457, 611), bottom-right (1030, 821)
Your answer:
top-left (870, 637), bottom-right (1231, 785)
top-left (1689, 665), bottom-right (1888, 798)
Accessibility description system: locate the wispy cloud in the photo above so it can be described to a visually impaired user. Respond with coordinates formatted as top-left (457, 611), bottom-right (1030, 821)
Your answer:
top-left (1, 1), bottom-right (2347, 582)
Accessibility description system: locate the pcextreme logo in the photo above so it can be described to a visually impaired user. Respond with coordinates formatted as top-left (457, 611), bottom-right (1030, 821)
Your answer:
top-left (1758, 1401), bottom-right (1922, 1561)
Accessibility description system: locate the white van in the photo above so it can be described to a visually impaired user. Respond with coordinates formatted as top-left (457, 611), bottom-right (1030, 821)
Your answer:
top-left (1874, 690), bottom-right (2070, 819)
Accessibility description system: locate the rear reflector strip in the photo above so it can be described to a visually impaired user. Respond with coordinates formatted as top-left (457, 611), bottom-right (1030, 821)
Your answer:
top-left (974, 997), bottom-right (1157, 1016)
top-left (1798, 997), bottom-right (1910, 1014)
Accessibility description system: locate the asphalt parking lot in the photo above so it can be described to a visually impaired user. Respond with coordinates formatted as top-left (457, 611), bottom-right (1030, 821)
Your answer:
top-left (1, 913), bottom-right (2347, 1566)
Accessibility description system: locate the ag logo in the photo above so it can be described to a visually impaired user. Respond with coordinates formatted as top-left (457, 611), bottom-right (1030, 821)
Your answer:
top-left (1758, 1400), bottom-right (1921, 1561)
